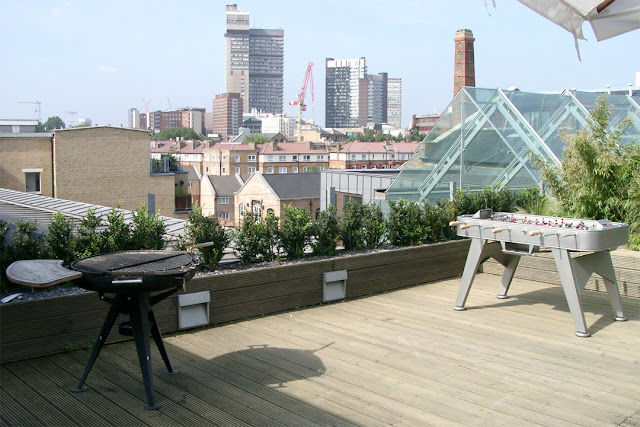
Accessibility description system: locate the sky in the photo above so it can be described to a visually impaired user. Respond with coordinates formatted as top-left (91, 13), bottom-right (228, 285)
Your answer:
top-left (1, 1), bottom-right (638, 129)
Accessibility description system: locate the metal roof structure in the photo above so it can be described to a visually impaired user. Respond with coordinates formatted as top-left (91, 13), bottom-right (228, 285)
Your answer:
top-left (0, 188), bottom-right (187, 243)
top-left (386, 87), bottom-right (640, 202)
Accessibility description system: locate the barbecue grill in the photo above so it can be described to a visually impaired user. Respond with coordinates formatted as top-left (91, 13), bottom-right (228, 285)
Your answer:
top-left (69, 250), bottom-right (197, 409)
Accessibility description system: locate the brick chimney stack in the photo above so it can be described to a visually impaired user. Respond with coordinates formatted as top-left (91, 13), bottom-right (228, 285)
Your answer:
top-left (454, 29), bottom-right (475, 97)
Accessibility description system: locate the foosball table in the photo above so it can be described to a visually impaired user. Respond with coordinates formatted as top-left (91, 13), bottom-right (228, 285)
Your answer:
top-left (450, 209), bottom-right (629, 337)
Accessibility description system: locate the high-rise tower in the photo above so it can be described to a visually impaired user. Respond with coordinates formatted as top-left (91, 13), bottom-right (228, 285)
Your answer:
top-left (453, 29), bottom-right (475, 97)
top-left (325, 58), bottom-right (367, 128)
top-left (224, 5), bottom-right (284, 115)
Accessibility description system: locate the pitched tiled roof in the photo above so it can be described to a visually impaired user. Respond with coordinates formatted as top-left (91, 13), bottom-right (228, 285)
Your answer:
top-left (262, 173), bottom-right (320, 200)
top-left (207, 143), bottom-right (260, 151)
top-left (208, 174), bottom-right (248, 196)
top-left (339, 141), bottom-right (421, 153)
top-left (260, 142), bottom-right (328, 155)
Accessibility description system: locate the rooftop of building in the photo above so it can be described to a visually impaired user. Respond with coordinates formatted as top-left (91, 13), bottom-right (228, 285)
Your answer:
top-left (208, 174), bottom-right (248, 196)
top-left (339, 141), bottom-right (421, 153)
top-left (260, 142), bottom-right (328, 155)
top-left (260, 172), bottom-right (320, 200)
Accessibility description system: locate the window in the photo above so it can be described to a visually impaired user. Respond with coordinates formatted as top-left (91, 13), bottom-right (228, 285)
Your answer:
top-left (279, 167), bottom-right (287, 173)
top-left (267, 155), bottom-right (274, 162)
top-left (248, 155), bottom-right (256, 162)
top-left (240, 203), bottom-right (246, 217)
top-left (217, 212), bottom-right (229, 220)
top-left (221, 167), bottom-right (226, 174)
top-left (351, 154), bottom-right (356, 160)
top-left (235, 155), bottom-right (240, 162)
top-left (205, 166), bottom-right (209, 173)
top-left (291, 166), bottom-right (298, 173)
top-left (23, 170), bottom-right (42, 193)
top-left (252, 202), bottom-right (262, 217)
top-left (292, 155), bottom-right (297, 161)
top-left (362, 154), bottom-right (367, 160)
top-left (235, 167), bottom-right (240, 174)
top-left (188, 181), bottom-right (193, 188)
top-left (316, 155), bottom-right (324, 161)
top-left (303, 166), bottom-right (309, 172)
top-left (218, 197), bottom-right (230, 204)
top-left (279, 155), bottom-right (286, 162)
top-left (267, 167), bottom-right (274, 174)
top-left (303, 155), bottom-right (311, 161)
top-left (248, 167), bottom-right (256, 174)
top-left (222, 155), bottom-right (227, 161)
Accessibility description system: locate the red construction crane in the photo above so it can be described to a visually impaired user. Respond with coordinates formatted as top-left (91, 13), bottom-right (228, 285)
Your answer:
top-left (289, 62), bottom-right (314, 141)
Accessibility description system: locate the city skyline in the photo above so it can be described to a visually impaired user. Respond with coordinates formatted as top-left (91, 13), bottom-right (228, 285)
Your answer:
top-left (0, 1), bottom-right (638, 130)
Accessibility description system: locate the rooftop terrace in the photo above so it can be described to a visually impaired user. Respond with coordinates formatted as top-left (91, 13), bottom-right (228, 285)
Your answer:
top-left (1, 272), bottom-right (638, 426)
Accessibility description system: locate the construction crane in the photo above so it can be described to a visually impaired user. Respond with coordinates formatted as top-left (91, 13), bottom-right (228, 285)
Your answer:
top-left (289, 62), bottom-right (314, 142)
top-left (19, 100), bottom-right (42, 123)
top-left (66, 111), bottom-right (77, 127)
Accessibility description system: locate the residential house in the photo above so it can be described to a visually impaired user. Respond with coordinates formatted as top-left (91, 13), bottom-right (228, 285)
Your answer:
top-left (259, 142), bottom-right (329, 174)
top-left (200, 174), bottom-right (247, 224)
top-left (330, 141), bottom-right (420, 170)
top-left (235, 172), bottom-right (320, 224)
top-left (202, 143), bottom-right (259, 176)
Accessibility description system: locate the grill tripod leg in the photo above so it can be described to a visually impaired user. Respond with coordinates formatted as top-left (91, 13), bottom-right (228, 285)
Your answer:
top-left (130, 294), bottom-right (162, 410)
top-left (149, 309), bottom-right (178, 374)
top-left (71, 304), bottom-right (119, 392)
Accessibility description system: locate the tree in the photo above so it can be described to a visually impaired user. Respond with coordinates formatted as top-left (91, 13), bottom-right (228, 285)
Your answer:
top-left (243, 134), bottom-right (271, 144)
top-left (535, 95), bottom-right (640, 250)
top-left (152, 127), bottom-right (202, 141)
top-left (42, 116), bottom-right (65, 130)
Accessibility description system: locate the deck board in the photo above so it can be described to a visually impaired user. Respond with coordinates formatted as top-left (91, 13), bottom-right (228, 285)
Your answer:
top-left (1, 272), bottom-right (639, 426)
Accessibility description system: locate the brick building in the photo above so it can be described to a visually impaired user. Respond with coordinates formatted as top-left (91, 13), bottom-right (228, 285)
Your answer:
top-left (213, 93), bottom-right (243, 137)
top-left (259, 141), bottom-right (329, 174)
top-left (202, 142), bottom-right (259, 176)
top-left (1, 126), bottom-right (179, 216)
top-left (235, 172), bottom-right (320, 225)
top-left (329, 141), bottom-right (420, 170)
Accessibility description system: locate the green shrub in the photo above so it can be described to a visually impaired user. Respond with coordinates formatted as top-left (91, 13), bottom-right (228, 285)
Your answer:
top-left (340, 200), bottom-right (365, 250)
top-left (311, 205), bottom-right (340, 256)
top-left (100, 205), bottom-right (131, 253)
top-left (73, 207), bottom-right (103, 259)
top-left (182, 203), bottom-right (230, 270)
top-left (423, 199), bottom-right (458, 243)
top-left (361, 203), bottom-right (386, 249)
top-left (280, 205), bottom-right (311, 259)
top-left (8, 222), bottom-right (45, 262)
top-left (386, 199), bottom-right (429, 246)
top-left (235, 211), bottom-right (280, 264)
top-left (129, 204), bottom-right (167, 250)
top-left (45, 213), bottom-right (75, 264)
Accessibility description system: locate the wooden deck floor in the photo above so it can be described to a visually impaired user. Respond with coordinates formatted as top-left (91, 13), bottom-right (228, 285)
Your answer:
top-left (2, 273), bottom-right (639, 426)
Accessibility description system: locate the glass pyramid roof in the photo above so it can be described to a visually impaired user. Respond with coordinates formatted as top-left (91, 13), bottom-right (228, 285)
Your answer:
top-left (386, 87), bottom-right (640, 202)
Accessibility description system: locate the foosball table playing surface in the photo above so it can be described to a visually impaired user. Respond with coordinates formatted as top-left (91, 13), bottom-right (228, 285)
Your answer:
top-left (450, 209), bottom-right (629, 337)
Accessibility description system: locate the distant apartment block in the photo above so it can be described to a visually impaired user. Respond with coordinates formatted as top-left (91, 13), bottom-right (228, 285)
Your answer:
top-left (411, 112), bottom-right (441, 135)
top-left (225, 4), bottom-right (284, 114)
top-left (128, 108), bottom-right (141, 129)
top-left (138, 108), bottom-right (206, 135)
top-left (387, 78), bottom-right (402, 128)
top-left (325, 58), bottom-right (367, 128)
top-left (326, 58), bottom-right (401, 128)
top-left (213, 93), bottom-right (243, 137)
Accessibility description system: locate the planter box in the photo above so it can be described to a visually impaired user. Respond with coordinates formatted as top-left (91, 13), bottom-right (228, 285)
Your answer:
top-left (0, 239), bottom-right (470, 364)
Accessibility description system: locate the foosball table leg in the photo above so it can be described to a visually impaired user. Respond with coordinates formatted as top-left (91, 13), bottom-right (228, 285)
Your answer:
top-left (497, 255), bottom-right (521, 299)
top-left (454, 239), bottom-right (501, 310)
top-left (551, 249), bottom-right (627, 337)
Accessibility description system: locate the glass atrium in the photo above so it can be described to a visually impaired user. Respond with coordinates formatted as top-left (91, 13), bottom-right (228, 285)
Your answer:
top-left (386, 87), bottom-right (640, 202)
